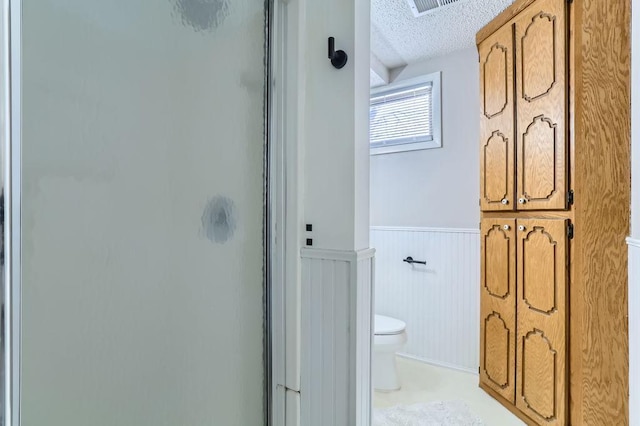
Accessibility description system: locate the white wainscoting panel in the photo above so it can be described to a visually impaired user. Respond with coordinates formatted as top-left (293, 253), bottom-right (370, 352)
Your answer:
top-left (629, 238), bottom-right (640, 426)
top-left (371, 227), bottom-right (480, 373)
top-left (300, 248), bottom-right (375, 426)
top-left (286, 389), bottom-right (300, 426)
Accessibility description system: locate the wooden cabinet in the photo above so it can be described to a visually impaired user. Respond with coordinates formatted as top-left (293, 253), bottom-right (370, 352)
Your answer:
top-left (478, 1), bottom-right (569, 424)
top-left (480, 219), bottom-right (517, 402)
top-left (481, 218), bottom-right (568, 424)
top-left (480, 3), bottom-right (569, 409)
top-left (515, 219), bottom-right (568, 425)
top-left (479, 25), bottom-right (515, 211)
top-left (514, 0), bottom-right (567, 210)
top-left (478, 0), bottom-right (631, 424)
top-left (480, 0), bottom-right (567, 212)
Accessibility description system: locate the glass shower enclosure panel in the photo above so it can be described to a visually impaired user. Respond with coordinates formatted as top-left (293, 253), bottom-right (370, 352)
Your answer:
top-left (0, 1), bottom-right (7, 423)
top-left (16, 0), bottom-right (268, 424)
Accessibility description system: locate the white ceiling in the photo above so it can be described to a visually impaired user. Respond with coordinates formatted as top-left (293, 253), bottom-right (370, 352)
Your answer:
top-left (370, 0), bottom-right (515, 85)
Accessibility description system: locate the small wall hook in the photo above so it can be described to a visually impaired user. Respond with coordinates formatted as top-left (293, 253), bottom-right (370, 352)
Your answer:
top-left (328, 37), bottom-right (348, 69)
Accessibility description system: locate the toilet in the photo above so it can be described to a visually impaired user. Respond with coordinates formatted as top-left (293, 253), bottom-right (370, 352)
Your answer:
top-left (373, 314), bottom-right (407, 391)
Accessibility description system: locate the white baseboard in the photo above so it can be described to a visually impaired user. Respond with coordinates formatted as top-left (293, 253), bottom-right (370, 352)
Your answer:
top-left (396, 353), bottom-right (478, 375)
top-left (371, 226), bottom-right (480, 234)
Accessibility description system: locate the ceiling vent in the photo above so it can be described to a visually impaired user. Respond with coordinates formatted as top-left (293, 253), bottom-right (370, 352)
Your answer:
top-left (406, 0), bottom-right (464, 17)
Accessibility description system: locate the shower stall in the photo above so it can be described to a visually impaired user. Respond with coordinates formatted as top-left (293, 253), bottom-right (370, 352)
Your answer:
top-left (1, 0), bottom-right (272, 424)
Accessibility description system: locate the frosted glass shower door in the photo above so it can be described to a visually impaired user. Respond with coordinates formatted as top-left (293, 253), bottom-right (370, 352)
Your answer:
top-left (18, 1), bottom-right (267, 425)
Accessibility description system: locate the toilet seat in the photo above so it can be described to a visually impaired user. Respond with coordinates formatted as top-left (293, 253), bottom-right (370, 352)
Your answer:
top-left (375, 314), bottom-right (406, 335)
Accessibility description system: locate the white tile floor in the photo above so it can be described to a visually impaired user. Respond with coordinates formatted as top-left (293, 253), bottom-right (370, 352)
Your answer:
top-left (374, 357), bottom-right (525, 426)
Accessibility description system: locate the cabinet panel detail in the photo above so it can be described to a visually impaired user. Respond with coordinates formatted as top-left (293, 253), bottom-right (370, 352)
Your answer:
top-left (484, 224), bottom-right (511, 298)
top-left (521, 13), bottom-right (557, 102)
top-left (522, 116), bottom-right (558, 203)
top-left (483, 134), bottom-right (511, 213)
top-left (484, 44), bottom-right (509, 118)
top-left (522, 226), bottom-right (557, 314)
top-left (521, 329), bottom-right (557, 420)
top-left (484, 312), bottom-right (511, 388)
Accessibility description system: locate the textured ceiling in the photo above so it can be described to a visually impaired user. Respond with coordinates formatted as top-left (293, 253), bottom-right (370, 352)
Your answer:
top-left (371, 0), bottom-right (515, 70)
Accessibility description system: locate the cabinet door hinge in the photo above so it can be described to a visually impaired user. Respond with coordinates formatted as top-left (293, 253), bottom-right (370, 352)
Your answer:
top-left (567, 189), bottom-right (574, 206)
top-left (567, 223), bottom-right (574, 240)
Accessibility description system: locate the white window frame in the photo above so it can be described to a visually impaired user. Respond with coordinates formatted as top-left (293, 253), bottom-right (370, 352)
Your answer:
top-left (370, 71), bottom-right (442, 155)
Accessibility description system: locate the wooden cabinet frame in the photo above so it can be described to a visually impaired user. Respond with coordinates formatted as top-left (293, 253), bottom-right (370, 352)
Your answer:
top-left (515, 218), bottom-right (568, 425)
top-left (480, 217), bottom-right (569, 424)
top-left (480, 219), bottom-right (517, 402)
top-left (479, 25), bottom-right (516, 211)
top-left (478, 0), bottom-right (630, 424)
top-left (480, 0), bottom-right (568, 213)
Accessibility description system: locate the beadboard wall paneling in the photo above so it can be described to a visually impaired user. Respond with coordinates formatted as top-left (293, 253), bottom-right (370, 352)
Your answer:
top-left (371, 227), bottom-right (480, 372)
top-left (300, 248), bottom-right (375, 426)
top-left (629, 238), bottom-right (640, 426)
top-left (286, 389), bottom-right (300, 426)
top-left (354, 253), bottom-right (374, 426)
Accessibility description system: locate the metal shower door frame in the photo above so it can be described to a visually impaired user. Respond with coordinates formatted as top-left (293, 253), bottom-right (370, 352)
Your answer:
top-left (1, 1), bottom-right (281, 425)
top-left (1, 1), bottom-right (20, 425)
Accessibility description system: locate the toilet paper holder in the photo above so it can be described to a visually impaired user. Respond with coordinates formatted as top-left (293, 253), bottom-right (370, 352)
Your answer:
top-left (403, 256), bottom-right (426, 265)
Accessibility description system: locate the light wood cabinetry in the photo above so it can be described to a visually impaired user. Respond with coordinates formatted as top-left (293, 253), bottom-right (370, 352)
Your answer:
top-left (479, 25), bottom-right (515, 211)
top-left (481, 217), bottom-right (568, 424)
top-left (514, 0), bottom-right (567, 211)
top-left (478, 0), bottom-right (630, 424)
top-left (515, 218), bottom-right (568, 425)
top-left (480, 0), bottom-right (567, 213)
top-left (480, 218), bottom-right (516, 402)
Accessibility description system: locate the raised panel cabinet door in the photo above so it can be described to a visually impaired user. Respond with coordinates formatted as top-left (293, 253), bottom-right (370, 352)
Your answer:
top-left (480, 218), bottom-right (517, 402)
top-left (479, 24), bottom-right (515, 212)
top-left (516, 218), bottom-right (568, 425)
top-left (514, 0), bottom-right (568, 210)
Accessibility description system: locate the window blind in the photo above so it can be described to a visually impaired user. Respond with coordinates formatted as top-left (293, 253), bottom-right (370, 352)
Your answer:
top-left (370, 83), bottom-right (433, 148)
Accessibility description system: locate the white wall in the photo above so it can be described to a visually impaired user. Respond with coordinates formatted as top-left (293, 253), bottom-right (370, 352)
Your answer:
top-left (302, 0), bottom-right (370, 251)
top-left (370, 47), bottom-right (480, 229)
top-left (630, 240), bottom-right (639, 426)
top-left (291, 0), bottom-right (373, 424)
top-left (369, 48), bottom-right (480, 374)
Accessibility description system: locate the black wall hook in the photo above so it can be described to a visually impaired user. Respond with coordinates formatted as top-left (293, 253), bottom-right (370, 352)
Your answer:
top-left (328, 37), bottom-right (348, 69)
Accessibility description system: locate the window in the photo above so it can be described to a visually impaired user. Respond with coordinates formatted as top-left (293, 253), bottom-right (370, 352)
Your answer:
top-left (370, 72), bottom-right (441, 155)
